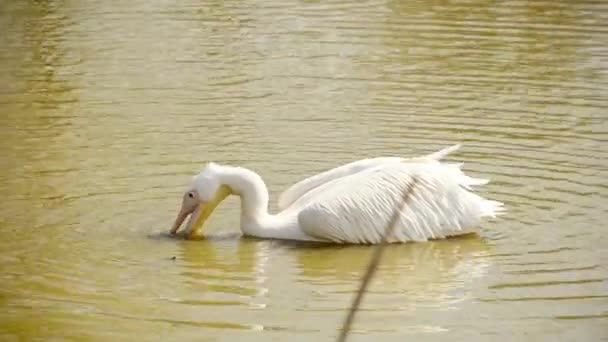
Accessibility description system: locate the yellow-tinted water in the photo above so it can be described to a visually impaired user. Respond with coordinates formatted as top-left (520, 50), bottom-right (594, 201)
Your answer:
top-left (0, 0), bottom-right (606, 341)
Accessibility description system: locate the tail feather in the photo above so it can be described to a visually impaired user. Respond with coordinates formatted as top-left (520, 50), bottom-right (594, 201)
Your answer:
top-left (425, 144), bottom-right (461, 161)
top-left (481, 199), bottom-right (506, 218)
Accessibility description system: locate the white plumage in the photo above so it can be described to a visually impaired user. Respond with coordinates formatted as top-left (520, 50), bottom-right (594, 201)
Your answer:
top-left (171, 145), bottom-right (504, 244)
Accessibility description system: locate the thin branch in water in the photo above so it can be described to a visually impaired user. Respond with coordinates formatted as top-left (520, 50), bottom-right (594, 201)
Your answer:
top-left (336, 178), bottom-right (418, 342)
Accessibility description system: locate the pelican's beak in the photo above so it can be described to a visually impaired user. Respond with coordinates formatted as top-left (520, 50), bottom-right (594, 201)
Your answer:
top-left (170, 185), bottom-right (232, 239)
top-left (170, 207), bottom-right (191, 235)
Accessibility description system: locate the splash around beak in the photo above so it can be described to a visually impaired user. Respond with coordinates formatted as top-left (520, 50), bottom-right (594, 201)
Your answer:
top-left (170, 185), bottom-right (232, 239)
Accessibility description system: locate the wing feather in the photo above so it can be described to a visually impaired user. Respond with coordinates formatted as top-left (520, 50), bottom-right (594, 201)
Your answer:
top-left (278, 144), bottom-right (463, 211)
top-left (277, 157), bottom-right (402, 210)
top-left (297, 161), bottom-right (503, 244)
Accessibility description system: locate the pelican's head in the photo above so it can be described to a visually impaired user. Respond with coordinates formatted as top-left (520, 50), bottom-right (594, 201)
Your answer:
top-left (170, 163), bottom-right (233, 239)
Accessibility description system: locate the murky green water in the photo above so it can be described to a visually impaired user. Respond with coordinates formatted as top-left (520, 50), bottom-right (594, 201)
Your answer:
top-left (1, 0), bottom-right (607, 341)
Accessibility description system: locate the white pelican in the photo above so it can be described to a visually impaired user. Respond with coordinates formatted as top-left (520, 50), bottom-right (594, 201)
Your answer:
top-left (170, 145), bottom-right (504, 244)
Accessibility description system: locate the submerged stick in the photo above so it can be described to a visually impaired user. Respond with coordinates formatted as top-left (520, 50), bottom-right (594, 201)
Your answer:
top-left (336, 178), bottom-right (417, 342)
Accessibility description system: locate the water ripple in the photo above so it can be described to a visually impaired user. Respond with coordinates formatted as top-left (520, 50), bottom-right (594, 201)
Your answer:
top-left (1, 0), bottom-right (606, 340)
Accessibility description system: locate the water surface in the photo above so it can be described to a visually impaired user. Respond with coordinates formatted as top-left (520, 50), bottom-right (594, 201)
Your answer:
top-left (1, 0), bottom-right (607, 341)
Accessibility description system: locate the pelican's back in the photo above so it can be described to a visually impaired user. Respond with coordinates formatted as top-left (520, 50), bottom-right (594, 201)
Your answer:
top-left (278, 157), bottom-right (402, 210)
top-left (278, 145), bottom-right (463, 211)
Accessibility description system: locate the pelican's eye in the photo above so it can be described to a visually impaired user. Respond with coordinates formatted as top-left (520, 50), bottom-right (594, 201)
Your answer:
top-left (187, 192), bottom-right (194, 198)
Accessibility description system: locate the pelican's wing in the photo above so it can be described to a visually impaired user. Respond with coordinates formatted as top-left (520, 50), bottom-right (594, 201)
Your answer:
top-left (297, 161), bottom-right (504, 244)
top-left (279, 144), bottom-right (462, 211)
top-left (278, 157), bottom-right (402, 211)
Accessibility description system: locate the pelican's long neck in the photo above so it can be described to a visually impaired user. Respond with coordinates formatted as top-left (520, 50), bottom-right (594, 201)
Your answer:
top-left (216, 165), bottom-right (314, 241)
top-left (218, 166), bottom-right (270, 224)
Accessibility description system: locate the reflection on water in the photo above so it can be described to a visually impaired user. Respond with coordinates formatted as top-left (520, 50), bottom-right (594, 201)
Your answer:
top-left (161, 235), bottom-right (494, 337)
top-left (1, 0), bottom-right (607, 341)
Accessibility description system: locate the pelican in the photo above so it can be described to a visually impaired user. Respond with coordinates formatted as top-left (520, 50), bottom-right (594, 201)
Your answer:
top-left (170, 145), bottom-right (504, 244)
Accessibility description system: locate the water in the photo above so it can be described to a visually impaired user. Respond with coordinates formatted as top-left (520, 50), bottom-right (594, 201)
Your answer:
top-left (1, 0), bottom-right (607, 341)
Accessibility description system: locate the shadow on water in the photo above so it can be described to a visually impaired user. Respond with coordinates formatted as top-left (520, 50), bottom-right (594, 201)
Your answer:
top-left (290, 235), bottom-right (492, 284)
